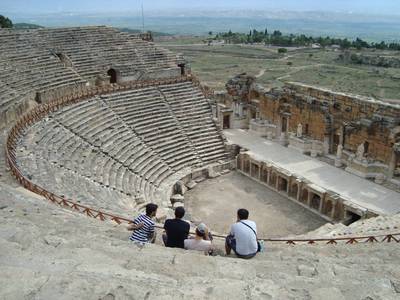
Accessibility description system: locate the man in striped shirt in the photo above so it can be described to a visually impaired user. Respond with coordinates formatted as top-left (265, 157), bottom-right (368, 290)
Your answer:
top-left (128, 203), bottom-right (158, 243)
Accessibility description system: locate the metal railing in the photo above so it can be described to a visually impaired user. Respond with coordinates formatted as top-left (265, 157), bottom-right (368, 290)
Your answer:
top-left (4, 77), bottom-right (400, 246)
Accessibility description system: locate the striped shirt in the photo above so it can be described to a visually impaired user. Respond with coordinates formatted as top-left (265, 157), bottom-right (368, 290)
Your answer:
top-left (129, 213), bottom-right (155, 243)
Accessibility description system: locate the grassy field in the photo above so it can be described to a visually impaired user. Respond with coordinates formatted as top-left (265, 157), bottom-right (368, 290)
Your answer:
top-left (158, 38), bottom-right (400, 101)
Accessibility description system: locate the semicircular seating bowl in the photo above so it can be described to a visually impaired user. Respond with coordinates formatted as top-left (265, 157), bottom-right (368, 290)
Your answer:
top-left (15, 81), bottom-right (229, 216)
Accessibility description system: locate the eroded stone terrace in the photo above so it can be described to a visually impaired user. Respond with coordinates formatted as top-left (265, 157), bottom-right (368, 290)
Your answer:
top-left (0, 26), bottom-right (181, 128)
top-left (15, 81), bottom-right (229, 216)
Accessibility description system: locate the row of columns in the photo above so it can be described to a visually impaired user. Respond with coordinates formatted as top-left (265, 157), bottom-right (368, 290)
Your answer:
top-left (237, 153), bottom-right (347, 221)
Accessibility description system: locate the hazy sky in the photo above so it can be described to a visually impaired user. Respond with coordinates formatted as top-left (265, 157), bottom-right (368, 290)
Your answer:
top-left (2, 0), bottom-right (400, 15)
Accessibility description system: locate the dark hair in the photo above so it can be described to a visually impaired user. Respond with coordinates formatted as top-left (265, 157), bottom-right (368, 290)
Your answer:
top-left (175, 206), bottom-right (185, 219)
top-left (237, 208), bottom-right (249, 220)
top-left (195, 228), bottom-right (205, 237)
top-left (146, 203), bottom-right (158, 216)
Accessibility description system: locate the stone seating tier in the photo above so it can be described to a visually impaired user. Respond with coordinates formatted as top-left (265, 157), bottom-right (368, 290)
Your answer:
top-left (1, 184), bottom-right (399, 299)
top-left (14, 81), bottom-right (229, 214)
top-left (0, 26), bottom-right (180, 124)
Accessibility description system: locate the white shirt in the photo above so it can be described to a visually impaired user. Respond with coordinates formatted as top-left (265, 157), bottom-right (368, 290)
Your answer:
top-left (184, 238), bottom-right (212, 252)
top-left (230, 220), bottom-right (258, 256)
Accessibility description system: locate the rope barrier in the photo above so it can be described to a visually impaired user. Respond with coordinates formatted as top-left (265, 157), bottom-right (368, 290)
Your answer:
top-left (4, 77), bottom-right (400, 246)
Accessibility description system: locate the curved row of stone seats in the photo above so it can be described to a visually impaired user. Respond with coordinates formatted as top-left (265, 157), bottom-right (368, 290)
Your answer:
top-left (0, 26), bottom-right (179, 123)
top-left (0, 80), bottom-right (21, 112)
top-left (16, 121), bottom-right (156, 205)
top-left (51, 98), bottom-right (174, 190)
top-left (34, 26), bottom-right (178, 80)
top-left (12, 80), bottom-right (229, 212)
top-left (15, 122), bottom-right (147, 210)
top-left (0, 29), bottom-right (86, 115)
top-left (102, 87), bottom-right (203, 172)
top-left (14, 145), bottom-right (137, 216)
top-left (1, 183), bottom-right (400, 299)
top-left (159, 82), bottom-right (228, 163)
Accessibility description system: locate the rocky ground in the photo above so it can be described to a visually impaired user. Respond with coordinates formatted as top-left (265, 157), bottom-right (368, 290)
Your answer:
top-left (1, 182), bottom-right (400, 300)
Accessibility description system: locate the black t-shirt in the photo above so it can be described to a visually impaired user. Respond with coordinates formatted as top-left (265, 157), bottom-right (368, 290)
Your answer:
top-left (164, 218), bottom-right (190, 248)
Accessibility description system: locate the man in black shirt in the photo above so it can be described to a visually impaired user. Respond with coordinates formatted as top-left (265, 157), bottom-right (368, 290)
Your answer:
top-left (163, 206), bottom-right (190, 248)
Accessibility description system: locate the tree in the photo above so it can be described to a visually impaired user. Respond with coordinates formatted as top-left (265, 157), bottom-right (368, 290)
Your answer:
top-left (0, 15), bottom-right (13, 28)
top-left (208, 31), bottom-right (213, 36)
top-left (273, 30), bottom-right (282, 37)
top-left (340, 38), bottom-right (351, 49)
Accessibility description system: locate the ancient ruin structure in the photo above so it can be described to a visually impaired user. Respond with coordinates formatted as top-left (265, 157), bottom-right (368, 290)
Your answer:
top-left (0, 26), bottom-right (185, 129)
top-left (217, 73), bottom-right (400, 183)
top-left (1, 26), bottom-right (231, 220)
top-left (216, 73), bottom-right (400, 221)
top-left (0, 27), bottom-right (399, 299)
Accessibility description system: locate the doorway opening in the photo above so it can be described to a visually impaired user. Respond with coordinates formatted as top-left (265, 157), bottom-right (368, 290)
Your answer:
top-left (343, 210), bottom-right (361, 225)
top-left (223, 114), bottom-right (230, 129)
top-left (107, 68), bottom-right (117, 84)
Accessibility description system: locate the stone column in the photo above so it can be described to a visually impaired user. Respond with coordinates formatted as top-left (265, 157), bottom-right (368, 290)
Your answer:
top-left (323, 136), bottom-right (330, 155)
top-left (296, 181), bottom-right (301, 201)
top-left (277, 117), bottom-right (282, 137)
top-left (286, 177), bottom-right (290, 194)
top-left (339, 126), bottom-right (344, 145)
top-left (318, 194), bottom-right (325, 213)
top-left (286, 117), bottom-right (290, 133)
top-left (306, 189), bottom-right (312, 207)
top-left (238, 103), bottom-right (243, 117)
top-left (388, 148), bottom-right (398, 179)
top-left (330, 201), bottom-right (336, 220)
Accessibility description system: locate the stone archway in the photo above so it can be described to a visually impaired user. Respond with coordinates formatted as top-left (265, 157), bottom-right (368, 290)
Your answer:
top-left (107, 68), bottom-right (117, 84)
top-left (310, 194), bottom-right (321, 210)
top-left (300, 189), bottom-right (308, 204)
top-left (323, 200), bottom-right (333, 216)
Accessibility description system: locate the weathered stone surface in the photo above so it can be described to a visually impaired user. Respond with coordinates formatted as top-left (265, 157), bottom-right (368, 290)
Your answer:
top-left (170, 194), bottom-right (184, 204)
top-left (0, 183), bottom-right (400, 299)
top-left (207, 167), bottom-right (220, 179)
top-left (297, 265), bottom-right (318, 277)
top-left (186, 181), bottom-right (197, 189)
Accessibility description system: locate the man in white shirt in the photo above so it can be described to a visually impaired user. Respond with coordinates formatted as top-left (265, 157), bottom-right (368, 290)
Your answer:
top-left (225, 208), bottom-right (258, 259)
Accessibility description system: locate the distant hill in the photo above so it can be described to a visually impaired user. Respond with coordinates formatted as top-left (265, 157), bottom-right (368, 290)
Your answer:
top-left (14, 23), bottom-right (44, 29)
top-left (119, 27), bottom-right (172, 37)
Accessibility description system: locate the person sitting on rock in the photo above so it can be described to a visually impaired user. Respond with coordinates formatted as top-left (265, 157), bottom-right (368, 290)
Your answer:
top-left (225, 208), bottom-right (258, 259)
top-left (163, 206), bottom-right (190, 248)
top-left (128, 203), bottom-right (158, 244)
top-left (184, 223), bottom-right (213, 255)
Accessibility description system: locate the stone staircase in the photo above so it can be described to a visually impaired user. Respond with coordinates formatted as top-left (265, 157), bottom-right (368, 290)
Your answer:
top-left (1, 182), bottom-right (399, 300)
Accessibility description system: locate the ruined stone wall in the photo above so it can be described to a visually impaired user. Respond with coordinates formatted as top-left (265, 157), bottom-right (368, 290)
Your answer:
top-left (346, 127), bottom-right (393, 163)
top-left (223, 74), bottom-right (400, 166)
top-left (286, 83), bottom-right (399, 163)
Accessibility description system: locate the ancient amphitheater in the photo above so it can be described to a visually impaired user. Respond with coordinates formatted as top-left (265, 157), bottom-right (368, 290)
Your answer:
top-left (0, 26), bottom-right (400, 299)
